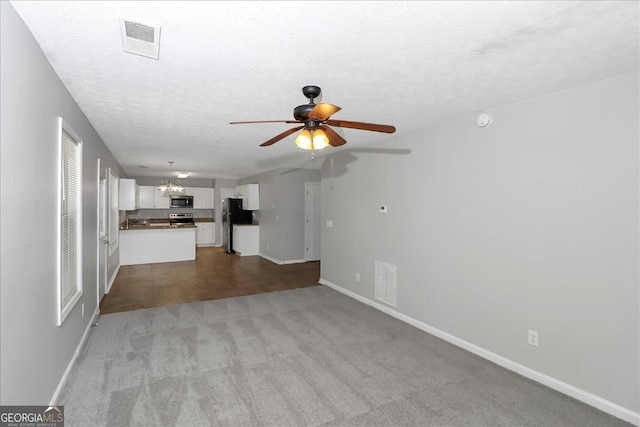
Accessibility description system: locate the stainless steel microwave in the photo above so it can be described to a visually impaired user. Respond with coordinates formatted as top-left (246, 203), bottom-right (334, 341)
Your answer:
top-left (169, 195), bottom-right (193, 208)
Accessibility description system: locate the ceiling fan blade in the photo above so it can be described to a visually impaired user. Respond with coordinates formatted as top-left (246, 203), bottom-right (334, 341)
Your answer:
top-left (320, 125), bottom-right (347, 147)
top-left (309, 103), bottom-right (341, 121)
top-left (259, 126), bottom-right (304, 147)
top-left (325, 119), bottom-right (396, 133)
top-left (230, 120), bottom-right (301, 124)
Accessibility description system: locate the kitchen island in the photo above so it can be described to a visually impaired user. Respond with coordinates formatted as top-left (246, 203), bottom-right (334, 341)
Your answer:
top-left (119, 225), bottom-right (196, 265)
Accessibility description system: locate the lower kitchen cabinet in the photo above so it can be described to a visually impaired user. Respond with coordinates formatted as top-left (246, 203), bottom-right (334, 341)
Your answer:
top-left (232, 225), bottom-right (259, 256)
top-left (120, 228), bottom-right (196, 265)
top-left (195, 222), bottom-right (215, 246)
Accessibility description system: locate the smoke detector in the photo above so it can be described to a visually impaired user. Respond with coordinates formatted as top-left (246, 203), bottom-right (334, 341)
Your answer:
top-left (119, 19), bottom-right (161, 60)
top-left (476, 112), bottom-right (492, 127)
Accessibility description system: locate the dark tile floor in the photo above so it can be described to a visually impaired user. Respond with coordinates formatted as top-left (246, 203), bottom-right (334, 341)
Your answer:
top-left (100, 246), bottom-right (320, 314)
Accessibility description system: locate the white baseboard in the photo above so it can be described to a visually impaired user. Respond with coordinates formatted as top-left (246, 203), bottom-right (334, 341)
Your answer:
top-left (319, 278), bottom-right (640, 426)
top-left (259, 253), bottom-right (307, 265)
top-left (50, 307), bottom-right (98, 405)
top-left (105, 264), bottom-right (119, 293)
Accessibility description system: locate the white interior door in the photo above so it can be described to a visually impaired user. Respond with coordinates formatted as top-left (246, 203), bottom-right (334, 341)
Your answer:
top-left (305, 182), bottom-right (321, 261)
top-left (97, 159), bottom-right (108, 306)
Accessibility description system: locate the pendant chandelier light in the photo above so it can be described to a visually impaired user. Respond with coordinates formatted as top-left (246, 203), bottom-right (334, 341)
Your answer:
top-left (158, 161), bottom-right (185, 193)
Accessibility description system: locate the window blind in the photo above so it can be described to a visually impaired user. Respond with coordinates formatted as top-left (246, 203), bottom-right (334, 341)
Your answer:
top-left (59, 125), bottom-right (82, 325)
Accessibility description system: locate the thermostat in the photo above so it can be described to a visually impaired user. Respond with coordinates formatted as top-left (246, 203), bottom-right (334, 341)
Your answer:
top-left (477, 112), bottom-right (492, 127)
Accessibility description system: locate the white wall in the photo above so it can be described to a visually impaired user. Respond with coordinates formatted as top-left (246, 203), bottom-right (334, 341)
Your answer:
top-left (240, 168), bottom-right (320, 262)
top-left (320, 72), bottom-right (639, 416)
top-left (0, 2), bottom-right (124, 404)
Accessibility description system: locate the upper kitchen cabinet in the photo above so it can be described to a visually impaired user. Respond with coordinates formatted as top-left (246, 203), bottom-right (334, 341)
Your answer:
top-left (138, 186), bottom-right (154, 208)
top-left (236, 184), bottom-right (260, 210)
top-left (138, 186), bottom-right (170, 209)
top-left (138, 186), bottom-right (213, 209)
top-left (119, 178), bottom-right (139, 211)
top-left (185, 187), bottom-right (214, 209)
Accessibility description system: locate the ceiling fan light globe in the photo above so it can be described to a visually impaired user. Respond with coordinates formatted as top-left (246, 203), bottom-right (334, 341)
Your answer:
top-left (312, 129), bottom-right (330, 150)
top-left (295, 129), bottom-right (313, 150)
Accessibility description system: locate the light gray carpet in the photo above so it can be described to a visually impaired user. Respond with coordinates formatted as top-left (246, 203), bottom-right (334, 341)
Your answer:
top-left (59, 286), bottom-right (631, 426)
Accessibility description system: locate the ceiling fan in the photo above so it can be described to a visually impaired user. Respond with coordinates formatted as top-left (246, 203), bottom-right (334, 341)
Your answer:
top-left (230, 85), bottom-right (396, 150)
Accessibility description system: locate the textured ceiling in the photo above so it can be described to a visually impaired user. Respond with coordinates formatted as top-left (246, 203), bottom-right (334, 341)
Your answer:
top-left (10, 1), bottom-right (640, 179)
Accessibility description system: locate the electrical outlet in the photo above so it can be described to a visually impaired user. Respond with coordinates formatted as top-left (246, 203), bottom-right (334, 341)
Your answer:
top-left (326, 220), bottom-right (333, 228)
top-left (355, 272), bottom-right (360, 282)
top-left (528, 330), bottom-right (538, 347)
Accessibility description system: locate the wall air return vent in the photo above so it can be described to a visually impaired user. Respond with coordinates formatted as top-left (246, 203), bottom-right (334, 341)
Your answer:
top-left (375, 261), bottom-right (397, 307)
top-left (119, 19), bottom-right (161, 60)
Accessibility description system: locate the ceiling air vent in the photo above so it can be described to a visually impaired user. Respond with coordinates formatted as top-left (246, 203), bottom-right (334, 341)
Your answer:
top-left (119, 19), bottom-right (161, 60)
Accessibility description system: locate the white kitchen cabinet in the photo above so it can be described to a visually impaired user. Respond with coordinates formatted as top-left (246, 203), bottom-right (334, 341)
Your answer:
top-left (138, 186), bottom-right (155, 208)
top-left (155, 189), bottom-right (170, 209)
top-left (119, 179), bottom-right (139, 211)
top-left (195, 221), bottom-right (215, 246)
top-left (232, 225), bottom-right (259, 256)
top-left (138, 185), bottom-right (170, 209)
top-left (185, 187), bottom-right (214, 209)
top-left (235, 184), bottom-right (260, 210)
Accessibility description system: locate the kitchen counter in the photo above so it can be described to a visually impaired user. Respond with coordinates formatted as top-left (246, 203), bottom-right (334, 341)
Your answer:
top-left (121, 217), bottom-right (213, 230)
top-left (194, 218), bottom-right (214, 223)
top-left (119, 227), bottom-right (196, 265)
top-left (121, 223), bottom-right (197, 230)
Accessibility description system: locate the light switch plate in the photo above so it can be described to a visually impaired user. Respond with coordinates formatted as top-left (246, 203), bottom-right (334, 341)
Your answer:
top-left (326, 220), bottom-right (333, 228)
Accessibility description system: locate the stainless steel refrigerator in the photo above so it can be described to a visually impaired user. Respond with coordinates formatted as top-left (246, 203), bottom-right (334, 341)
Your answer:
top-left (222, 198), bottom-right (253, 253)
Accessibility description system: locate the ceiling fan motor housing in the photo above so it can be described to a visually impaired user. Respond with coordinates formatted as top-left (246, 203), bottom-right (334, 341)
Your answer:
top-left (293, 104), bottom-right (315, 121)
top-left (294, 86), bottom-right (322, 121)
